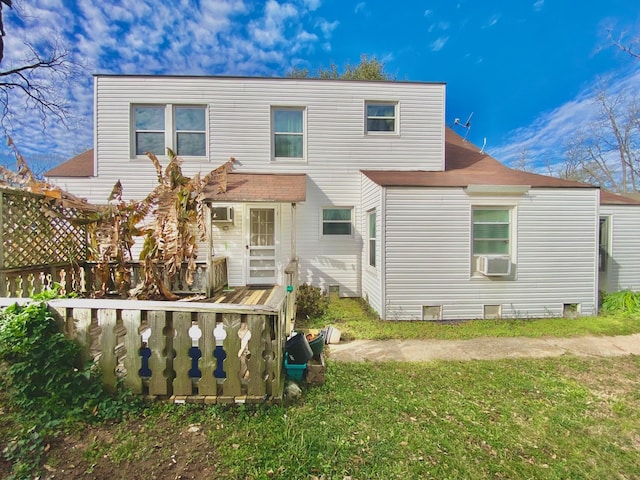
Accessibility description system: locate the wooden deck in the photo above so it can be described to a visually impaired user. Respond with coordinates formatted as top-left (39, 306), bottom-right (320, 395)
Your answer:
top-left (209, 286), bottom-right (280, 306)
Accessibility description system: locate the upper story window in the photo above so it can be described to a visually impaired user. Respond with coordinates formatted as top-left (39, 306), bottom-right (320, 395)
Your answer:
top-left (132, 104), bottom-right (207, 158)
top-left (272, 107), bottom-right (305, 160)
top-left (366, 102), bottom-right (397, 134)
top-left (472, 208), bottom-right (510, 255)
top-left (322, 207), bottom-right (352, 236)
top-left (175, 107), bottom-right (206, 156)
top-left (134, 106), bottom-right (165, 156)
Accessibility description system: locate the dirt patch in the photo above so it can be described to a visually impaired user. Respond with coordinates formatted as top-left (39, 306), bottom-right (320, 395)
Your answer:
top-left (556, 356), bottom-right (640, 400)
top-left (40, 419), bottom-right (222, 480)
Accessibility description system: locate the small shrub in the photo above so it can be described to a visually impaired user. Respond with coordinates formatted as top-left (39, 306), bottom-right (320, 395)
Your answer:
top-left (0, 298), bottom-right (144, 478)
top-left (296, 283), bottom-right (329, 320)
top-left (600, 290), bottom-right (640, 315)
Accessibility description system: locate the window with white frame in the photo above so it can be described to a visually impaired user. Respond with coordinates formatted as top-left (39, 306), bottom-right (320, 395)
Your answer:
top-left (472, 208), bottom-right (510, 255)
top-left (368, 210), bottom-right (376, 267)
top-left (134, 106), bottom-right (165, 156)
top-left (272, 107), bottom-right (305, 159)
top-left (322, 208), bottom-right (352, 236)
top-left (175, 106), bottom-right (206, 156)
top-left (132, 105), bottom-right (207, 158)
top-left (365, 102), bottom-right (397, 133)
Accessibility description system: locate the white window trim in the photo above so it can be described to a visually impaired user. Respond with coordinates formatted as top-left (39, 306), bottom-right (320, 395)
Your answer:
top-left (470, 205), bottom-right (517, 278)
top-left (271, 106), bottom-right (307, 162)
top-left (131, 104), bottom-right (208, 160)
top-left (365, 100), bottom-right (399, 136)
top-left (367, 209), bottom-right (377, 268)
top-left (320, 206), bottom-right (354, 238)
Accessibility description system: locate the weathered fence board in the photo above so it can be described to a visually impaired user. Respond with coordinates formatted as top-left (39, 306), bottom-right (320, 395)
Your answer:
top-left (0, 291), bottom-right (294, 404)
top-left (122, 310), bottom-right (143, 394)
top-left (98, 309), bottom-right (118, 393)
top-left (198, 312), bottom-right (217, 396)
top-left (148, 311), bottom-right (170, 396)
top-left (173, 311), bottom-right (193, 396)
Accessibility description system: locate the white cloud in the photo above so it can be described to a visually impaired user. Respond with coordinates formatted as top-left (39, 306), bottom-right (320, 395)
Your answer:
top-left (533, 0), bottom-right (544, 12)
top-left (483, 14), bottom-right (500, 29)
top-left (0, 0), bottom-right (335, 166)
top-left (318, 19), bottom-right (339, 38)
top-left (303, 0), bottom-right (321, 11)
top-left (354, 2), bottom-right (366, 14)
top-left (424, 9), bottom-right (432, 17)
top-left (430, 36), bottom-right (449, 52)
top-left (490, 67), bottom-right (640, 169)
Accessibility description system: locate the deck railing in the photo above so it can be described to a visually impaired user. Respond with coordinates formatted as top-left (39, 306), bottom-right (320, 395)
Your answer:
top-left (0, 259), bottom-right (228, 299)
top-left (0, 291), bottom-right (293, 403)
top-left (285, 258), bottom-right (299, 334)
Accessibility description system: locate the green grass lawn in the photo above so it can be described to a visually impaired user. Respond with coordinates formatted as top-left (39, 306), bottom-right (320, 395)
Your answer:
top-left (41, 355), bottom-right (640, 479)
top-left (3, 297), bottom-right (640, 478)
top-left (296, 297), bottom-right (640, 341)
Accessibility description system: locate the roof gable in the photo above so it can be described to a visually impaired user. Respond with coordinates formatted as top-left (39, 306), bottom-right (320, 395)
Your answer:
top-left (362, 129), bottom-right (593, 189)
top-left (202, 173), bottom-right (306, 203)
top-left (45, 149), bottom-right (95, 178)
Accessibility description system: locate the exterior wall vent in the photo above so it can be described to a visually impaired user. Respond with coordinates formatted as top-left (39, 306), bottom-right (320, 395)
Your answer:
top-left (477, 255), bottom-right (511, 276)
top-left (422, 305), bottom-right (442, 321)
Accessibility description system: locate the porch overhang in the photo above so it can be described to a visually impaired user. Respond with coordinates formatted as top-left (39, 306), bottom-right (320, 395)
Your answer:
top-left (202, 172), bottom-right (307, 203)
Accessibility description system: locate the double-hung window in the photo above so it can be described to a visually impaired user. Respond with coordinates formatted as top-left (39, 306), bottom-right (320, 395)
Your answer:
top-left (368, 210), bottom-right (377, 267)
top-left (322, 208), bottom-right (352, 236)
top-left (134, 106), bottom-right (165, 156)
top-left (272, 107), bottom-right (305, 160)
top-left (366, 102), bottom-right (397, 134)
top-left (132, 105), bottom-right (207, 158)
top-left (175, 107), bottom-right (206, 156)
top-left (472, 208), bottom-right (510, 255)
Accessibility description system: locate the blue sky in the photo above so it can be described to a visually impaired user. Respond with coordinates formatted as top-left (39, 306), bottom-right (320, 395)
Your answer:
top-left (0, 0), bottom-right (638, 172)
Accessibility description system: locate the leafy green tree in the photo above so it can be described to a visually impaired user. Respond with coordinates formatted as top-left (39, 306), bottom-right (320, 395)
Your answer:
top-left (287, 54), bottom-right (393, 80)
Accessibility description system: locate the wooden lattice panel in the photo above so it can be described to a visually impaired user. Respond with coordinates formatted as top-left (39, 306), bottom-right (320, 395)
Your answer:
top-left (1, 189), bottom-right (88, 269)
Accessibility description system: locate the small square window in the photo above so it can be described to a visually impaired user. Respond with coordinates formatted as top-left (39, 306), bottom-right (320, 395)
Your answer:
top-left (322, 208), bottom-right (352, 235)
top-left (366, 102), bottom-right (397, 133)
top-left (273, 108), bottom-right (305, 159)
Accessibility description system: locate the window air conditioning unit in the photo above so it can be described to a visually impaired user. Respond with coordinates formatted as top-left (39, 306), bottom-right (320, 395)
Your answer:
top-left (477, 255), bottom-right (511, 276)
top-left (211, 206), bottom-right (234, 224)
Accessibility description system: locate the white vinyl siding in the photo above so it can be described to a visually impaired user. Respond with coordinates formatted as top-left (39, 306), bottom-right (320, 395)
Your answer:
top-left (599, 204), bottom-right (640, 292)
top-left (52, 76), bottom-right (446, 297)
top-left (361, 174), bottom-right (383, 313)
top-left (383, 187), bottom-right (598, 320)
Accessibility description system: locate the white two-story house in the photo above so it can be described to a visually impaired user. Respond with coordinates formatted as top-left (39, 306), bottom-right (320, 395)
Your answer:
top-left (47, 75), bottom-right (640, 320)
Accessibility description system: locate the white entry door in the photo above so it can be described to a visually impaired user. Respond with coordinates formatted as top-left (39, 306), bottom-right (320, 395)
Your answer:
top-left (247, 207), bottom-right (276, 285)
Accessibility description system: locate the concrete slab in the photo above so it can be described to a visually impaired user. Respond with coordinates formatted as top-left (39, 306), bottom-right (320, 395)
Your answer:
top-left (327, 334), bottom-right (640, 362)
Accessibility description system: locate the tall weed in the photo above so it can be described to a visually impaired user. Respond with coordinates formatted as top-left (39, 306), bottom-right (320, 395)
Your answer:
top-left (601, 290), bottom-right (640, 315)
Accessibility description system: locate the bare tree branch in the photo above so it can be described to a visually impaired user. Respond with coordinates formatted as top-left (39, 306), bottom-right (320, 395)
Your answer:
top-left (560, 86), bottom-right (640, 193)
top-left (608, 29), bottom-right (640, 60)
top-left (0, 2), bottom-right (78, 133)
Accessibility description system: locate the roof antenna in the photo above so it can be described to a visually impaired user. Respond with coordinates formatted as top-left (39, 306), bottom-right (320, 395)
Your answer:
top-left (453, 112), bottom-right (473, 141)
